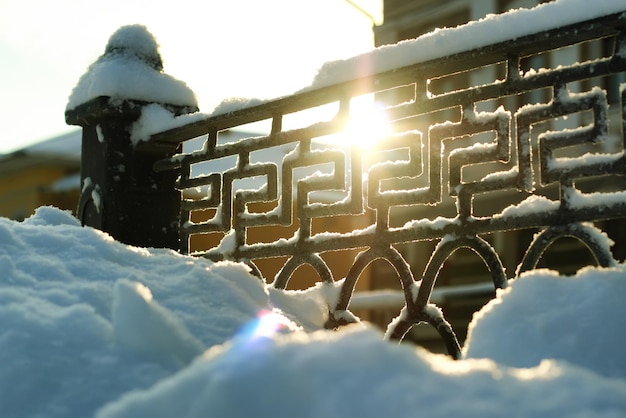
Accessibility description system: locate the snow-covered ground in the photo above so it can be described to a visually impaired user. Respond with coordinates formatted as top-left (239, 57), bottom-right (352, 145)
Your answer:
top-left (19, 0), bottom-right (626, 416)
top-left (1, 206), bottom-right (625, 418)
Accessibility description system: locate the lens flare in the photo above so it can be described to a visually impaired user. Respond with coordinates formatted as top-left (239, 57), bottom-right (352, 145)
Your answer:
top-left (236, 309), bottom-right (293, 343)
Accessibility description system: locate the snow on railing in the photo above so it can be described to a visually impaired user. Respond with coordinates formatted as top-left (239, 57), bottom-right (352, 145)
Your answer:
top-left (67, 8), bottom-right (626, 359)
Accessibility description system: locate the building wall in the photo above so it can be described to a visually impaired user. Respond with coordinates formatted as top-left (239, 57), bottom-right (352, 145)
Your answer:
top-left (0, 164), bottom-right (79, 220)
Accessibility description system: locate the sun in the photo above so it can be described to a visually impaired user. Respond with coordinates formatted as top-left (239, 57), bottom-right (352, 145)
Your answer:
top-left (343, 97), bottom-right (391, 149)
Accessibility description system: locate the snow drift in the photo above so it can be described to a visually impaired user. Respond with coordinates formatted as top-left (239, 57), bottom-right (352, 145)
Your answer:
top-left (1, 206), bottom-right (625, 417)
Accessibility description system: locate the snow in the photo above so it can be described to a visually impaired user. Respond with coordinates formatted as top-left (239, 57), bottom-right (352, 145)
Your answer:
top-left (98, 326), bottom-right (626, 418)
top-left (50, 173), bottom-right (81, 193)
top-left (0, 207), bottom-right (330, 417)
top-left (496, 195), bottom-right (560, 219)
top-left (496, 189), bottom-right (626, 220)
top-left (130, 104), bottom-right (206, 145)
top-left (214, 229), bottom-right (238, 260)
top-left (1, 206), bottom-right (626, 417)
top-left (310, 0), bottom-right (626, 90)
top-left (211, 96), bottom-right (267, 115)
top-left (564, 189), bottom-right (626, 211)
top-left (91, 185), bottom-right (103, 213)
top-left (464, 266), bottom-right (626, 379)
top-left (1, 129), bottom-right (81, 160)
top-left (130, 98), bottom-right (269, 143)
top-left (66, 25), bottom-right (197, 112)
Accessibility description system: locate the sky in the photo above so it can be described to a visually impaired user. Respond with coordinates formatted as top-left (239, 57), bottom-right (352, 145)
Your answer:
top-left (0, 0), bottom-right (380, 154)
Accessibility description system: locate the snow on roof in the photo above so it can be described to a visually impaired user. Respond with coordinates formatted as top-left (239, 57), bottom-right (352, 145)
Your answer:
top-left (0, 129), bottom-right (81, 175)
top-left (49, 172), bottom-right (81, 192)
top-left (66, 25), bottom-right (197, 112)
top-left (1, 206), bottom-right (626, 417)
top-left (0, 129), bottom-right (81, 160)
top-left (17, 129), bottom-right (81, 159)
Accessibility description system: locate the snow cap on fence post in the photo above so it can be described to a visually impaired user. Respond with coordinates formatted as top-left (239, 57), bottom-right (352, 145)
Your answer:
top-left (64, 24), bottom-right (199, 250)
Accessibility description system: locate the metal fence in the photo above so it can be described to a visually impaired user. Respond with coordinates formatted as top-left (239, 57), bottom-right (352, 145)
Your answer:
top-left (67, 12), bottom-right (626, 358)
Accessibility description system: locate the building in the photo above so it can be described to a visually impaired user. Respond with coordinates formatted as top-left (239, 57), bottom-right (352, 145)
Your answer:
top-left (0, 130), bottom-right (81, 221)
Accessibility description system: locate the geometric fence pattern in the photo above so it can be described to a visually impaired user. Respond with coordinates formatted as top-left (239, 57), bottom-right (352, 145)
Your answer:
top-left (152, 13), bottom-right (626, 357)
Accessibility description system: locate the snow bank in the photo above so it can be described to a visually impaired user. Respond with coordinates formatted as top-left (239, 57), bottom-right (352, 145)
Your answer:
top-left (97, 325), bottom-right (626, 418)
top-left (66, 25), bottom-right (197, 111)
top-left (1, 206), bottom-right (626, 417)
top-left (464, 265), bottom-right (626, 379)
top-left (0, 207), bottom-right (328, 418)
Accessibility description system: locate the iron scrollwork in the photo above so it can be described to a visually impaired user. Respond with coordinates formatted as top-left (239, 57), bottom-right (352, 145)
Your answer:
top-left (152, 13), bottom-right (626, 358)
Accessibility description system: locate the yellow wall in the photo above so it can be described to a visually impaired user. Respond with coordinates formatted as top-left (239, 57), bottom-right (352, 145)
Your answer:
top-left (0, 165), bottom-right (78, 220)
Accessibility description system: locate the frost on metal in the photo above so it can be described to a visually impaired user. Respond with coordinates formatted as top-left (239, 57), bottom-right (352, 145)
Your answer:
top-left (149, 11), bottom-right (626, 358)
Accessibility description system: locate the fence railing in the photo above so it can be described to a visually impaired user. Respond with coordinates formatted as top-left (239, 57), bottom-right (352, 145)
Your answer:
top-left (67, 12), bottom-right (626, 358)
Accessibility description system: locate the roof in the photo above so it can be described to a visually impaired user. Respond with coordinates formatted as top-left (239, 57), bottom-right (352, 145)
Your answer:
top-left (19, 129), bottom-right (82, 159)
top-left (0, 129), bottom-right (262, 177)
top-left (0, 130), bottom-right (82, 176)
top-left (0, 128), bottom-right (344, 199)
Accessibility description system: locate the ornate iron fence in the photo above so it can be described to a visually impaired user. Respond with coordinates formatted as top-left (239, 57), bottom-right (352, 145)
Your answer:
top-left (68, 12), bottom-right (626, 358)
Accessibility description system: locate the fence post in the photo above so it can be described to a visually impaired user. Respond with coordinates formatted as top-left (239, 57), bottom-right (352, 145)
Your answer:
top-left (64, 25), bottom-right (198, 250)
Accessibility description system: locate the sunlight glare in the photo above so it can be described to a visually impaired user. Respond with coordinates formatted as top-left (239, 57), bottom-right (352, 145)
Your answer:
top-left (343, 98), bottom-right (391, 149)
